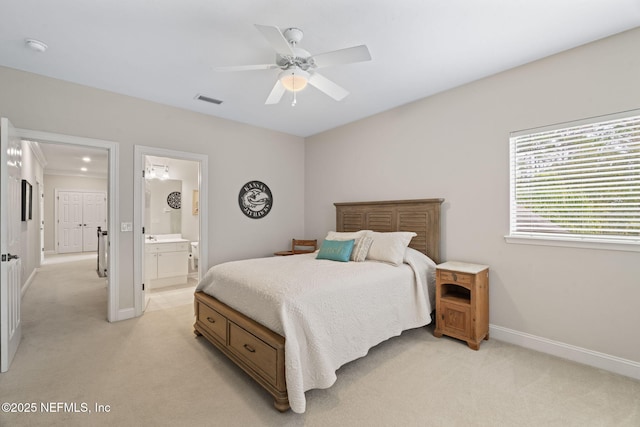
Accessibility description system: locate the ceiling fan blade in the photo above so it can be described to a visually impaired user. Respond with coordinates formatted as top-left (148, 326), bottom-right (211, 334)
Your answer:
top-left (255, 24), bottom-right (295, 57)
top-left (311, 45), bottom-right (371, 68)
top-left (308, 73), bottom-right (349, 101)
top-left (214, 64), bottom-right (279, 72)
top-left (265, 80), bottom-right (286, 104)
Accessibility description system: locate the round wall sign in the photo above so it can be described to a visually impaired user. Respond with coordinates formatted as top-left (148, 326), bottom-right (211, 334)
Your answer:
top-left (167, 191), bottom-right (182, 209)
top-left (238, 180), bottom-right (273, 219)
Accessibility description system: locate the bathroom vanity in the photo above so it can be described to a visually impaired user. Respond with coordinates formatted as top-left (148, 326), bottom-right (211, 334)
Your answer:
top-left (145, 234), bottom-right (189, 289)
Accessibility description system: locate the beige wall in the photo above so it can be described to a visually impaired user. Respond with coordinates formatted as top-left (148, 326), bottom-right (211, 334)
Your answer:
top-left (3, 26), bottom-right (638, 371)
top-left (305, 28), bottom-right (640, 364)
top-left (0, 66), bottom-right (305, 313)
top-left (20, 141), bottom-right (44, 287)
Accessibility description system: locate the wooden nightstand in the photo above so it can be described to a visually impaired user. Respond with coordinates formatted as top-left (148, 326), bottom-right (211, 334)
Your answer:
top-left (273, 250), bottom-right (294, 256)
top-left (433, 261), bottom-right (489, 350)
top-left (274, 239), bottom-right (318, 256)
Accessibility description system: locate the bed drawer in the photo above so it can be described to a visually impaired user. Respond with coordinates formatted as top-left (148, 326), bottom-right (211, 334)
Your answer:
top-left (229, 322), bottom-right (277, 383)
top-left (193, 291), bottom-right (288, 411)
top-left (197, 303), bottom-right (227, 344)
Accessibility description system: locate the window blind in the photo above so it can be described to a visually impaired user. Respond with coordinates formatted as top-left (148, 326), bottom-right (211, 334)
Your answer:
top-left (509, 111), bottom-right (640, 243)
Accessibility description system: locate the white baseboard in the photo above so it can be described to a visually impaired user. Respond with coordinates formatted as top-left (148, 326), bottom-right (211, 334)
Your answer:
top-left (114, 307), bottom-right (136, 322)
top-left (490, 324), bottom-right (640, 381)
top-left (21, 269), bottom-right (38, 298)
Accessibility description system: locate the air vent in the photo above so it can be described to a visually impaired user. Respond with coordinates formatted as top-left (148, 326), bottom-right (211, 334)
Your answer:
top-left (195, 94), bottom-right (223, 105)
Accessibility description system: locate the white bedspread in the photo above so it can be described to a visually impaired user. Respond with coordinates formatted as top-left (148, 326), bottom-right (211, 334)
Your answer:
top-left (196, 247), bottom-right (435, 413)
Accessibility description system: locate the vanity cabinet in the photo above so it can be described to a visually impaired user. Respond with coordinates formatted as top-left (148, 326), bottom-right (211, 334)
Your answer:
top-left (145, 241), bottom-right (189, 289)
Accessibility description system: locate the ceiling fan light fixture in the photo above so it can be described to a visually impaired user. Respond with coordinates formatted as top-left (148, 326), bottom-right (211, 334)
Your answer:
top-left (279, 67), bottom-right (309, 92)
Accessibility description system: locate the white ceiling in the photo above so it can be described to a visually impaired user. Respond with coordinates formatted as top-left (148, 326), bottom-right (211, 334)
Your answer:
top-left (36, 142), bottom-right (108, 179)
top-left (2, 0), bottom-right (640, 141)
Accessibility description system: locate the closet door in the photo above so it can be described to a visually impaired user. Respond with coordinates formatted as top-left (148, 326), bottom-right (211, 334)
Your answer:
top-left (57, 190), bottom-right (107, 254)
top-left (58, 191), bottom-right (83, 253)
top-left (82, 192), bottom-right (107, 252)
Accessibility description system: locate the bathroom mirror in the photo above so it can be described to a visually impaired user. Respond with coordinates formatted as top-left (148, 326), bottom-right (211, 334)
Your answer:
top-left (145, 179), bottom-right (182, 235)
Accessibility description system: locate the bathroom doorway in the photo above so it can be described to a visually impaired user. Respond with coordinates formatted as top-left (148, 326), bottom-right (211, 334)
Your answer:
top-left (133, 146), bottom-right (208, 316)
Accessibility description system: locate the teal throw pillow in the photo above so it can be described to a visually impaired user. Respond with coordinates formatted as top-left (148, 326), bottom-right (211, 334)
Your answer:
top-left (316, 239), bottom-right (355, 262)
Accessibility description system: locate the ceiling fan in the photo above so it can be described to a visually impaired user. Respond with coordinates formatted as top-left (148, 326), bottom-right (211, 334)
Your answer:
top-left (215, 24), bottom-right (371, 105)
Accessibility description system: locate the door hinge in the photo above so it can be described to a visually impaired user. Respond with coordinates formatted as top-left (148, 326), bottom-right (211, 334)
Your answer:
top-left (142, 226), bottom-right (145, 234)
top-left (142, 170), bottom-right (145, 178)
top-left (142, 283), bottom-right (145, 291)
top-left (1, 254), bottom-right (6, 262)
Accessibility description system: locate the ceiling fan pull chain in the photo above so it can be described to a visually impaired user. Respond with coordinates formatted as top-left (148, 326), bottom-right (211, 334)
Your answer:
top-left (292, 90), bottom-right (297, 107)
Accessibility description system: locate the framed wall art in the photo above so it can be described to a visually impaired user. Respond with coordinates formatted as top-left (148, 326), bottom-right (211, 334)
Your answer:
top-left (192, 189), bottom-right (199, 215)
top-left (167, 191), bottom-right (182, 209)
top-left (238, 180), bottom-right (273, 219)
top-left (21, 179), bottom-right (32, 221)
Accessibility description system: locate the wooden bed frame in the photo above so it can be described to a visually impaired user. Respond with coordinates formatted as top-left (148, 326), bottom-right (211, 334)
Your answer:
top-left (194, 199), bottom-right (443, 411)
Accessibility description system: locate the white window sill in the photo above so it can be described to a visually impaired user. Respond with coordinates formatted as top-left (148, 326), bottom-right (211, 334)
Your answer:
top-left (504, 235), bottom-right (640, 253)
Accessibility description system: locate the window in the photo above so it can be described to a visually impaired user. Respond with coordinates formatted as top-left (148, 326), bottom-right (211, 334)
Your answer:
top-left (508, 110), bottom-right (640, 250)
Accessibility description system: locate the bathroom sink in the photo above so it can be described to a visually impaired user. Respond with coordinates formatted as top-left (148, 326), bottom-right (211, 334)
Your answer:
top-left (147, 234), bottom-right (188, 243)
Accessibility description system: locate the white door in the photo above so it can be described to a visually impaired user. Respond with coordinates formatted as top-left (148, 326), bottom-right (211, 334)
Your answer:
top-left (82, 192), bottom-right (107, 252)
top-left (144, 252), bottom-right (158, 281)
top-left (142, 176), bottom-right (150, 310)
top-left (39, 182), bottom-right (45, 264)
top-left (1, 117), bottom-right (23, 372)
top-left (58, 191), bottom-right (83, 253)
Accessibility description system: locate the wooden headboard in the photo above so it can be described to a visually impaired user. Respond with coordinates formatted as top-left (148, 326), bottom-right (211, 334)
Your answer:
top-left (335, 199), bottom-right (444, 264)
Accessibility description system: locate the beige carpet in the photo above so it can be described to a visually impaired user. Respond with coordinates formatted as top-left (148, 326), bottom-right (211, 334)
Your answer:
top-left (1, 257), bottom-right (639, 427)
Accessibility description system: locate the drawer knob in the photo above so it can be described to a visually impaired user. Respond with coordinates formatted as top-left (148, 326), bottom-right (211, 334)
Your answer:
top-left (206, 317), bottom-right (215, 323)
top-left (243, 344), bottom-right (256, 353)
top-left (452, 272), bottom-right (457, 281)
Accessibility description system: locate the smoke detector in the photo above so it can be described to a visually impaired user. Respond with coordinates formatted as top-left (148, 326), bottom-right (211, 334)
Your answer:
top-left (25, 39), bottom-right (48, 52)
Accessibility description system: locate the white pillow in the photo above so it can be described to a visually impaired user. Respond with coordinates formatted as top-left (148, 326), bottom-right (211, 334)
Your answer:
top-left (366, 231), bottom-right (417, 266)
top-left (325, 230), bottom-right (373, 261)
top-left (326, 230), bottom-right (371, 241)
top-left (351, 235), bottom-right (374, 262)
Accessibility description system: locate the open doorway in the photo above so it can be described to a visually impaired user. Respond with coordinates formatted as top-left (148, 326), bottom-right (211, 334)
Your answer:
top-left (133, 146), bottom-right (208, 316)
top-left (37, 142), bottom-right (108, 258)
top-left (16, 127), bottom-right (119, 322)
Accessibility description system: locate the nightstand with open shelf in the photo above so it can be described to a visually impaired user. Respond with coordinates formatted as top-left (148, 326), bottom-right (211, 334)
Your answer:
top-left (433, 261), bottom-right (489, 350)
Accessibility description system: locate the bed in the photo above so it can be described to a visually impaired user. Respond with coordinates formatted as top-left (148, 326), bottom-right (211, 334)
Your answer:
top-left (193, 199), bottom-right (443, 413)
